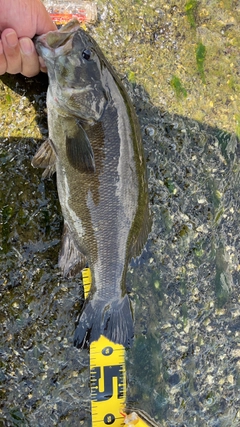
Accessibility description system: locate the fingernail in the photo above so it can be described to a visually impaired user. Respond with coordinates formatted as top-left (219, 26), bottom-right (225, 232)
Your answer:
top-left (20, 38), bottom-right (34, 55)
top-left (5, 31), bottom-right (18, 48)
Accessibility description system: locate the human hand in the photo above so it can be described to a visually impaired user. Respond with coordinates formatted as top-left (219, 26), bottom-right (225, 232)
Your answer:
top-left (0, 0), bottom-right (56, 77)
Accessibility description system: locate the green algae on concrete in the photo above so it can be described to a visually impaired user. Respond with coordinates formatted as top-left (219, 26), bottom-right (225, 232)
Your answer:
top-left (170, 75), bottom-right (188, 99)
top-left (185, 0), bottom-right (198, 28)
top-left (196, 42), bottom-right (206, 83)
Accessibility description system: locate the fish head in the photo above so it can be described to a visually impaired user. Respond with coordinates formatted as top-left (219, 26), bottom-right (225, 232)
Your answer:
top-left (35, 20), bottom-right (109, 123)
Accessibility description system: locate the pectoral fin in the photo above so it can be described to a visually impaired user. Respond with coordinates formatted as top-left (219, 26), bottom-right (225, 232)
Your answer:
top-left (59, 222), bottom-right (87, 277)
top-left (31, 139), bottom-right (56, 178)
top-left (65, 121), bottom-right (95, 173)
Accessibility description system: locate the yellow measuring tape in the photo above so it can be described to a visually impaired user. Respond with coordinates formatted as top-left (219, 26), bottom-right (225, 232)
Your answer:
top-left (90, 336), bottom-right (126, 426)
top-left (82, 268), bottom-right (125, 426)
top-left (81, 267), bottom-right (150, 427)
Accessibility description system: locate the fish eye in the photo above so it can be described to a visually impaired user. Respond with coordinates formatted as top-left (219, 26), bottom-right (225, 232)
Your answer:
top-left (82, 49), bottom-right (91, 60)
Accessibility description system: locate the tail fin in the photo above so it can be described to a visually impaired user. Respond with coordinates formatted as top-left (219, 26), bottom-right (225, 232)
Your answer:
top-left (74, 294), bottom-right (134, 348)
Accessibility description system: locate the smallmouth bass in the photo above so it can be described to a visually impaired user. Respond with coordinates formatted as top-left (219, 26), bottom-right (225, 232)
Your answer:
top-left (33, 20), bottom-right (151, 348)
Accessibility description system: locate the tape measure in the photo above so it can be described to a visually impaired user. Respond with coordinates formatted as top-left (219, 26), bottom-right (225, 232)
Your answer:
top-left (82, 268), bottom-right (125, 426)
top-left (90, 335), bottom-right (126, 426)
top-left (81, 268), bottom-right (151, 427)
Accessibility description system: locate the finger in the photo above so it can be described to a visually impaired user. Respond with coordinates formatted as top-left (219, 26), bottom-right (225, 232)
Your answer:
top-left (0, 40), bottom-right (7, 75)
top-left (35, 0), bottom-right (57, 35)
top-left (38, 56), bottom-right (47, 74)
top-left (19, 37), bottom-right (40, 77)
top-left (1, 28), bottom-right (21, 74)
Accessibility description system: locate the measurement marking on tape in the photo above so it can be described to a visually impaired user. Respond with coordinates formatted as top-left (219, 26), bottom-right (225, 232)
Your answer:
top-left (82, 267), bottom-right (92, 299)
top-left (91, 365), bottom-right (125, 400)
top-left (90, 336), bottom-right (126, 426)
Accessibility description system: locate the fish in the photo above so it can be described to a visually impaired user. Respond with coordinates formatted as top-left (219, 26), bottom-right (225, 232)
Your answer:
top-left (32, 19), bottom-right (151, 348)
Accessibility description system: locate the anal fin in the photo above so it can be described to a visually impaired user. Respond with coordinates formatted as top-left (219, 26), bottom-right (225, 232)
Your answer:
top-left (59, 222), bottom-right (87, 277)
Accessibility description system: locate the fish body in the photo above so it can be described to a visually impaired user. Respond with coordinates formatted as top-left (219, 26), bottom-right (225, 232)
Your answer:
top-left (33, 20), bottom-right (150, 348)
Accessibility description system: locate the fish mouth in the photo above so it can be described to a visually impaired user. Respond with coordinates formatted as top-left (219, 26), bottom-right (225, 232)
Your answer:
top-left (34, 18), bottom-right (80, 57)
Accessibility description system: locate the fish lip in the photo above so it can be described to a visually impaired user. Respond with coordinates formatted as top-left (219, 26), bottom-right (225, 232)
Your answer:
top-left (34, 19), bottom-right (81, 57)
top-left (34, 34), bottom-right (49, 52)
top-left (35, 32), bottom-right (72, 51)
top-left (34, 32), bottom-right (74, 60)
top-left (57, 18), bottom-right (80, 34)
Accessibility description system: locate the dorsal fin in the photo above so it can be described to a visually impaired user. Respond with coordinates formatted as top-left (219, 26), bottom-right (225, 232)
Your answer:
top-left (130, 201), bottom-right (152, 260)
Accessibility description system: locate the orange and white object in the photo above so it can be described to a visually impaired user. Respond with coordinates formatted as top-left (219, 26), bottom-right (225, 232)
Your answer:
top-left (44, 1), bottom-right (97, 24)
top-left (122, 410), bottom-right (159, 427)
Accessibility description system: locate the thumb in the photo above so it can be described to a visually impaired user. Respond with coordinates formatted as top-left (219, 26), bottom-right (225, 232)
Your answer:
top-left (35, 1), bottom-right (57, 35)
